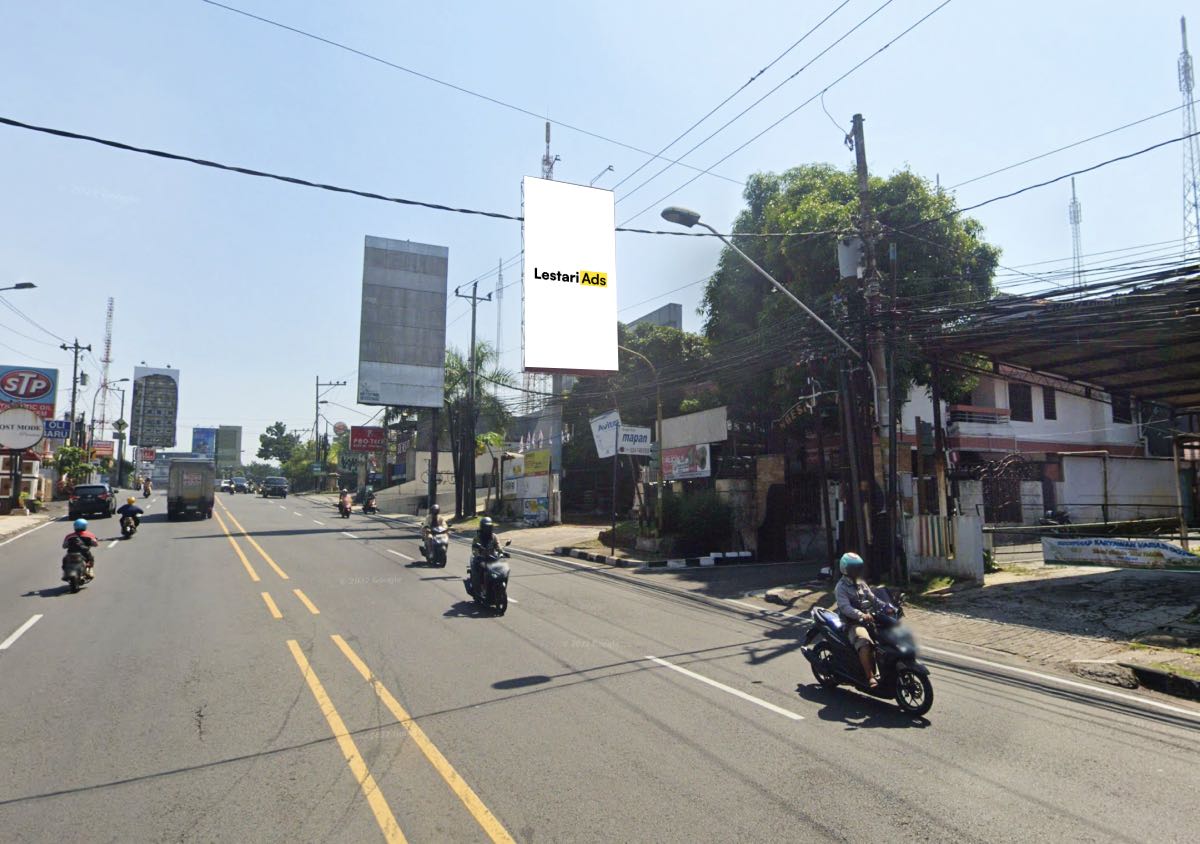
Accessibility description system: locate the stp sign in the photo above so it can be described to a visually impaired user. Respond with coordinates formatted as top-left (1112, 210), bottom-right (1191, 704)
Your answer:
top-left (0, 366), bottom-right (58, 420)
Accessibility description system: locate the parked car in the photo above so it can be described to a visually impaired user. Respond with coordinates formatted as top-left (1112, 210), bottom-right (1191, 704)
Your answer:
top-left (261, 477), bottom-right (289, 498)
top-left (69, 483), bottom-right (117, 518)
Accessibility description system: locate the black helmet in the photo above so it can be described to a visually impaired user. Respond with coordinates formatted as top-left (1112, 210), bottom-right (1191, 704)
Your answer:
top-left (479, 516), bottom-right (494, 539)
top-left (430, 503), bottom-right (440, 515)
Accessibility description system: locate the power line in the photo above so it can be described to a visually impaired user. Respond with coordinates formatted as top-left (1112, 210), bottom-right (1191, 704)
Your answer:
top-left (0, 295), bottom-right (68, 343)
top-left (618, 0), bottom-right (956, 225)
top-left (617, 0), bottom-right (899, 204)
top-left (610, 0), bottom-right (854, 193)
top-left (199, 0), bottom-right (743, 187)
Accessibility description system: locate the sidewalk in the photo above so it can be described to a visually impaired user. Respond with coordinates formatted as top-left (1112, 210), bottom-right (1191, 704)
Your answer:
top-left (0, 502), bottom-right (65, 542)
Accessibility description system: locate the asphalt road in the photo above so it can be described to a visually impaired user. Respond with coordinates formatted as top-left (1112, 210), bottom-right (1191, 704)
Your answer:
top-left (1, 493), bottom-right (1198, 842)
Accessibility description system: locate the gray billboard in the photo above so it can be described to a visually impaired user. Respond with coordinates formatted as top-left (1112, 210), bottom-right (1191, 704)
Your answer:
top-left (130, 366), bottom-right (179, 448)
top-left (357, 236), bottom-right (447, 408)
top-left (216, 425), bottom-right (242, 469)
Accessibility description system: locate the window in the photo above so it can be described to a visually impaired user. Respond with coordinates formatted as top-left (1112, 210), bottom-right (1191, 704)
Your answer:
top-left (1111, 393), bottom-right (1132, 424)
top-left (1042, 386), bottom-right (1057, 420)
top-left (1008, 382), bottom-right (1033, 422)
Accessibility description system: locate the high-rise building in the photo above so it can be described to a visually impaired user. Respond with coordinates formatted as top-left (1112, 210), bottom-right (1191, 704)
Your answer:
top-left (130, 366), bottom-right (180, 448)
top-left (627, 303), bottom-right (683, 331)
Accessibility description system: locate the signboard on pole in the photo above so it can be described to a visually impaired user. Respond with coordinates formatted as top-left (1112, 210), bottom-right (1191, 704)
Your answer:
top-left (0, 366), bottom-right (58, 420)
top-left (350, 426), bottom-right (386, 452)
top-left (617, 426), bottom-right (652, 456)
top-left (140, 447), bottom-right (156, 463)
top-left (0, 407), bottom-right (45, 450)
top-left (662, 443), bottom-right (711, 481)
top-left (590, 410), bottom-right (621, 459)
top-left (522, 177), bottom-right (618, 375)
top-left (357, 236), bottom-right (448, 408)
top-left (90, 441), bottom-right (114, 459)
top-left (43, 419), bottom-right (71, 440)
top-left (191, 427), bottom-right (218, 459)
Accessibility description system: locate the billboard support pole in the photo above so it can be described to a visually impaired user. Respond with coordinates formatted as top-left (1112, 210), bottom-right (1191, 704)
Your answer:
top-left (115, 388), bottom-right (126, 486)
top-left (611, 421), bottom-right (620, 557)
top-left (428, 407), bottom-right (439, 511)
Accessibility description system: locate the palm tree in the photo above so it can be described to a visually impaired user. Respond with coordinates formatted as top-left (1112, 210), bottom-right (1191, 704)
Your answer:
top-left (443, 341), bottom-right (515, 517)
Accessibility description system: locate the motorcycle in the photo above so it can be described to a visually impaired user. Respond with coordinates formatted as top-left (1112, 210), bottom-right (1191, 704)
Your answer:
top-left (464, 540), bottom-right (511, 615)
top-left (142, 487), bottom-right (152, 499)
top-left (801, 589), bottom-right (933, 717)
top-left (338, 497), bottom-right (352, 519)
top-left (120, 514), bottom-right (138, 538)
top-left (362, 494), bottom-right (378, 515)
top-left (1038, 508), bottom-right (1071, 526)
top-left (61, 546), bottom-right (93, 594)
top-left (421, 524), bottom-right (449, 567)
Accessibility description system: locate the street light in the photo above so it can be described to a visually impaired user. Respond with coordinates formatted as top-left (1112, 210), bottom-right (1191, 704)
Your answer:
top-left (660, 206), bottom-right (880, 420)
top-left (89, 377), bottom-right (130, 454)
top-left (618, 345), bottom-right (663, 538)
top-left (0, 282), bottom-right (36, 292)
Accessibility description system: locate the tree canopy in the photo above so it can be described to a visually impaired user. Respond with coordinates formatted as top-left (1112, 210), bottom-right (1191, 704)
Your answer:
top-left (257, 421), bottom-right (301, 465)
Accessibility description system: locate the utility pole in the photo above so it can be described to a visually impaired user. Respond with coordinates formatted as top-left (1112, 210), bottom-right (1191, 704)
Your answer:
top-left (887, 244), bottom-right (902, 582)
top-left (60, 339), bottom-right (91, 448)
top-left (315, 376), bottom-right (346, 491)
top-left (455, 281), bottom-right (492, 518)
top-left (851, 113), bottom-right (889, 580)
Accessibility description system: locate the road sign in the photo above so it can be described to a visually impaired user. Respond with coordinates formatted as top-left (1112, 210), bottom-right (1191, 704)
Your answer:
top-left (43, 418), bottom-right (72, 440)
top-left (311, 463), bottom-right (323, 475)
top-left (0, 407), bottom-right (45, 450)
top-left (91, 441), bottom-right (114, 458)
top-left (113, 419), bottom-right (128, 432)
top-left (333, 421), bottom-right (349, 436)
top-left (112, 432), bottom-right (125, 441)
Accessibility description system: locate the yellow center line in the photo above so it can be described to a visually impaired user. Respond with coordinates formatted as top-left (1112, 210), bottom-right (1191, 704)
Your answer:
top-left (217, 500), bottom-right (290, 580)
top-left (331, 635), bottom-right (516, 844)
top-left (261, 592), bottom-right (283, 619)
top-left (286, 641), bottom-right (407, 844)
top-left (293, 588), bottom-right (321, 615)
top-left (213, 508), bottom-right (260, 582)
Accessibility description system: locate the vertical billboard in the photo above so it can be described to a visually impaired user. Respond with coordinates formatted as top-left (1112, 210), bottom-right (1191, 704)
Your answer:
top-left (216, 425), bottom-right (242, 469)
top-left (0, 366), bottom-right (58, 419)
top-left (191, 427), bottom-right (218, 460)
top-left (357, 236), bottom-right (448, 408)
top-left (130, 366), bottom-right (179, 448)
top-left (522, 177), bottom-right (618, 374)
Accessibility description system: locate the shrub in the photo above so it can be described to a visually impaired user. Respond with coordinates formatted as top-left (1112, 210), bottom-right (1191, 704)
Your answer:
top-left (674, 490), bottom-right (732, 556)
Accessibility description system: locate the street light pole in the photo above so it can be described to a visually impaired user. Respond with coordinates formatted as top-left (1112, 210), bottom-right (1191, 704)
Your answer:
top-left (618, 345), bottom-right (663, 538)
top-left (113, 386), bottom-right (127, 486)
top-left (0, 282), bottom-right (36, 292)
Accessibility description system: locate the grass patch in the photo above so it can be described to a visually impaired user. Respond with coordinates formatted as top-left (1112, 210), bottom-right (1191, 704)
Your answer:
top-left (917, 575), bottom-right (956, 594)
top-left (1150, 662), bottom-right (1200, 682)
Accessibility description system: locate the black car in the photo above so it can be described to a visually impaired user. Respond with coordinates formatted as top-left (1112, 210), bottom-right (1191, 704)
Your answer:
top-left (261, 477), bottom-right (289, 498)
top-left (69, 483), bottom-right (117, 518)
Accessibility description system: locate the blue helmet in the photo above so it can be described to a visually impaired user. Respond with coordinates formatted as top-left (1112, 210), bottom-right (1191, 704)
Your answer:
top-left (73, 518), bottom-right (88, 531)
top-left (839, 552), bottom-right (864, 576)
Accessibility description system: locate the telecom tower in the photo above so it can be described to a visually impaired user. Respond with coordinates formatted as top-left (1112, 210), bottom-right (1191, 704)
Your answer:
top-left (97, 297), bottom-right (114, 436)
top-left (522, 122), bottom-right (557, 413)
top-left (1181, 17), bottom-right (1200, 255)
top-left (1069, 178), bottom-right (1083, 292)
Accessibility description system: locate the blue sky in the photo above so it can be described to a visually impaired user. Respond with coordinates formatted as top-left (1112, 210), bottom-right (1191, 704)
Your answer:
top-left (0, 1), bottom-right (1194, 457)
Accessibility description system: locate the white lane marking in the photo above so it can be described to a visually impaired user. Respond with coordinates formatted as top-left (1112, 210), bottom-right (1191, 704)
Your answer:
top-left (293, 511), bottom-right (304, 517)
top-left (921, 645), bottom-right (1200, 721)
top-left (342, 532), bottom-right (359, 539)
top-left (313, 519), bottom-right (325, 526)
top-left (387, 549), bottom-right (414, 561)
top-left (0, 615), bottom-right (43, 650)
top-left (107, 540), bottom-right (119, 549)
top-left (644, 655), bottom-right (804, 721)
top-left (279, 505), bottom-right (287, 510)
top-left (0, 519), bottom-right (56, 547)
top-left (507, 597), bottom-right (519, 604)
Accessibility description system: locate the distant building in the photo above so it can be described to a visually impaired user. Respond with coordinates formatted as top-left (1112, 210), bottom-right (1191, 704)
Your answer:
top-left (628, 303), bottom-right (682, 331)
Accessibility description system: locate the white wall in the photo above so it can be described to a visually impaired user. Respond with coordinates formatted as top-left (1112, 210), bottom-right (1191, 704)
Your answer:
top-left (1061, 455), bottom-right (1177, 522)
top-left (662, 406), bottom-right (727, 449)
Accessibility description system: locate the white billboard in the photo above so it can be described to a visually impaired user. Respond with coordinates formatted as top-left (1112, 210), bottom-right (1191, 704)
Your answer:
top-left (617, 426), bottom-right (652, 456)
top-left (358, 237), bottom-right (448, 408)
top-left (522, 177), bottom-right (618, 374)
top-left (590, 410), bottom-right (621, 459)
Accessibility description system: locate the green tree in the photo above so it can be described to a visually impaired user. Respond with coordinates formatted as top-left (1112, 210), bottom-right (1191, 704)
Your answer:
top-left (280, 439), bottom-right (318, 488)
top-left (257, 421), bottom-right (301, 464)
top-left (443, 341), bottom-right (515, 518)
top-left (700, 164), bottom-right (999, 422)
top-left (54, 445), bottom-right (93, 485)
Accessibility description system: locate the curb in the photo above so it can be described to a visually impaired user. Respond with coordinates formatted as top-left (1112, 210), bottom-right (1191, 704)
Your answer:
top-left (553, 547), bottom-right (754, 570)
top-left (1119, 662), bottom-right (1200, 701)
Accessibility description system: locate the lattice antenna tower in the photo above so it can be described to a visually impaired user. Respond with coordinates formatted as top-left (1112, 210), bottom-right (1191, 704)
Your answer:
top-left (1182, 17), bottom-right (1200, 255)
top-left (98, 297), bottom-right (114, 435)
top-left (1069, 178), bottom-right (1083, 293)
top-left (522, 122), bottom-right (558, 413)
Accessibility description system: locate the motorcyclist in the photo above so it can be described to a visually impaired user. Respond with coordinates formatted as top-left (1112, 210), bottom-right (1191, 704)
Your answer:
top-left (62, 518), bottom-right (99, 580)
top-left (142, 477), bottom-right (153, 497)
top-left (420, 503), bottom-right (449, 558)
top-left (117, 496), bottom-right (144, 528)
top-left (834, 552), bottom-right (886, 688)
top-left (338, 488), bottom-right (351, 513)
top-left (469, 516), bottom-right (502, 591)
